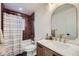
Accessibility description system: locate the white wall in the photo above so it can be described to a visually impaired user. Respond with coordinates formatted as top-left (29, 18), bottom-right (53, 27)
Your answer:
top-left (34, 4), bottom-right (51, 42)
top-left (0, 3), bottom-right (1, 29)
top-left (34, 3), bottom-right (79, 42)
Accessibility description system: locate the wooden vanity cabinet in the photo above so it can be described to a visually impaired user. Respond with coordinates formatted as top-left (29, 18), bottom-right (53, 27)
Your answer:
top-left (37, 43), bottom-right (45, 56)
top-left (44, 46), bottom-right (54, 56)
top-left (37, 43), bottom-right (62, 56)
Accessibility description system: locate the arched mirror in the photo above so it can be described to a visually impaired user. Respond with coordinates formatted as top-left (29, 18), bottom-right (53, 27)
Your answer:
top-left (51, 4), bottom-right (78, 40)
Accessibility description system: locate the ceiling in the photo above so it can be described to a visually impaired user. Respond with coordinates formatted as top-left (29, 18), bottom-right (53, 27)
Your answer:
top-left (4, 3), bottom-right (46, 15)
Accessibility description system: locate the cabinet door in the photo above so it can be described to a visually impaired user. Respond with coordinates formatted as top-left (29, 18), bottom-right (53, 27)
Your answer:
top-left (44, 47), bottom-right (53, 56)
top-left (37, 43), bottom-right (44, 56)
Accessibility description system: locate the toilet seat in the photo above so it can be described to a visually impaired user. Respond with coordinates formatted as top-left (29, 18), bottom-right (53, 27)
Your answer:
top-left (24, 44), bottom-right (36, 52)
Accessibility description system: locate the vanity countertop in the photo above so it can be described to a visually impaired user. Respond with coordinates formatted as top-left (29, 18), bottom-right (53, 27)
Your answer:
top-left (37, 39), bottom-right (79, 56)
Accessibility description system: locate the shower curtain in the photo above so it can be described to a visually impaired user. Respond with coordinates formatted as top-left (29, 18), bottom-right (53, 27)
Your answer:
top-left (3, 13), bottom-right (25, 56)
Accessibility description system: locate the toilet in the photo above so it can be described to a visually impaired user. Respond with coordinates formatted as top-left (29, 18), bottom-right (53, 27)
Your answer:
top-left (24, 44), bottom-right (36, 56)
top-left (22, 39), bottom-right (36, 56)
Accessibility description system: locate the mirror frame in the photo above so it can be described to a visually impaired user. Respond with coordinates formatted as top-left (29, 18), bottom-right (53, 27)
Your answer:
top-left (51, 3), bottom-right (78, 39)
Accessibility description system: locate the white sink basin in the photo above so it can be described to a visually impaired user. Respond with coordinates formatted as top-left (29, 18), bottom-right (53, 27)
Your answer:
top-left (54, 41), bottom-right (70, 50)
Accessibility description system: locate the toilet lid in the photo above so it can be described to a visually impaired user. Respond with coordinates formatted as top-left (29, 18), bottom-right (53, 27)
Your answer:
top-left (24, 44), bottom-right (36, 51)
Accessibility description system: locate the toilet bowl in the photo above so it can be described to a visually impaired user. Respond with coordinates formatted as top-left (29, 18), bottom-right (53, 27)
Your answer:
top-left (22, 39), bottom-right (36, 56)
top-left (24, 44), bottom-right (36, 56)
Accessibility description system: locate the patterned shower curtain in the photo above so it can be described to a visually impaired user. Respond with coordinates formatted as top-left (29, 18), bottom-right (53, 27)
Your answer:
top-left (3, 13), bottom-right (25, 56)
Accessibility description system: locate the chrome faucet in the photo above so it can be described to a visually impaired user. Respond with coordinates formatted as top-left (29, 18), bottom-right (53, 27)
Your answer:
top-left (59, 34), bottom-right (63, 42)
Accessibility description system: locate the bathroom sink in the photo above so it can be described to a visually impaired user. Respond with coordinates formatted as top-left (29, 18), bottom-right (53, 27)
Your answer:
top-left (54, 42), bottom-right (70, 50)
